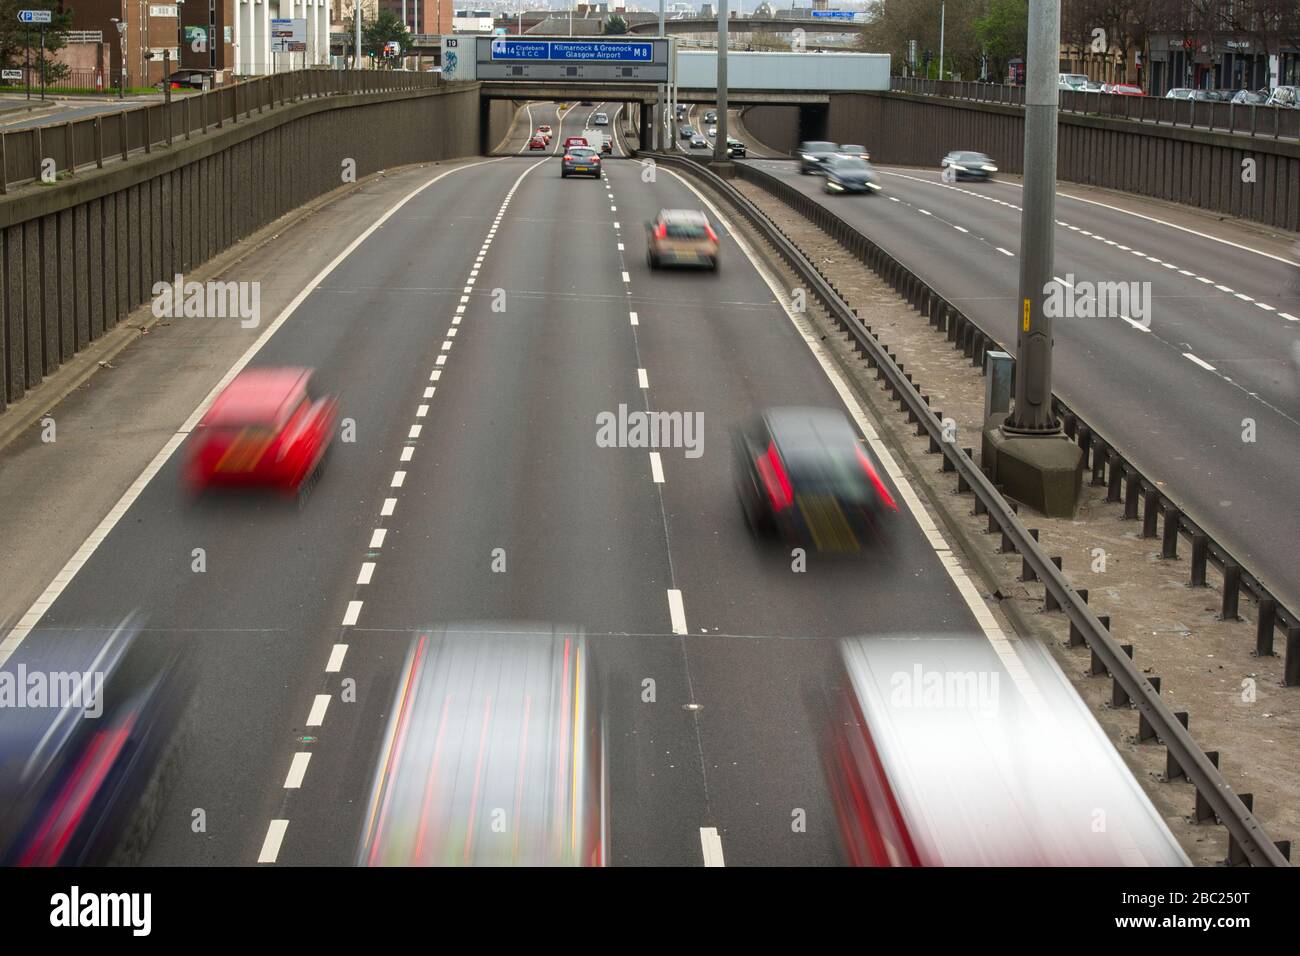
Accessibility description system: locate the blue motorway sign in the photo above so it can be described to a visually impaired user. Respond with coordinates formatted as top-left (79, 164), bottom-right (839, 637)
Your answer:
top-left (810, 9), bottom-right (856, 19)
top-left (488, 39), bottom-right (653, 62)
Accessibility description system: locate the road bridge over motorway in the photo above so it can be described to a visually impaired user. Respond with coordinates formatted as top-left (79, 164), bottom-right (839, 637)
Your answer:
top-left (626, 16), bottom-right (862, 35)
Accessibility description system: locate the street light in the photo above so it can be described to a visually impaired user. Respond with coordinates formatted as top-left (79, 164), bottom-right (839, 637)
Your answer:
top-left (111, 17), bottom-right (127, 99)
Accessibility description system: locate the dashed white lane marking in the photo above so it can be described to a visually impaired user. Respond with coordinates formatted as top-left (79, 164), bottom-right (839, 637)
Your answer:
top-left (649, 451), bottom-right (665, 483)
top-left (918, 208), bottom-right (931, 216)
top-left (369, 528), bottom-right (387, 548)
top-left (661, 163), bottom-right (1044, 704)
top-left (408, 425), bottom-right (422, 439)
top-left (325, 644), bottom-right (348, 673)
top-left (356, 562), bottom-right (375, 585)
top-left (429, 370), bottom-right (442, 381)
top-left (391, 471), bottom-right (406, 488)
top-left (440, 340), bottom-right (453, 351)
top-left (381, 498), bottom-right (396, 516)
top-left (617, 242), bottom-right (625, 251)
top-left (1214, 284), bottom-right (1234, 292)
top-left (436, 355), bottom-right (447, 366)
top-left (952, 225), bottom-right (968, 233)
top-left (622, 271), bottom-right (631, 283)
top-left (629, 310), bottom-right (639, 325)
top-left (667, 589), bottom-right (688, 635)
top-left (257, 821), bottom-right (289, 864)
top-left (638, 368), bottom-right (649, 388)
top-left (0, 156), bottom-right (510, 666)
top-left (284, 752), bottom-right (311, 789)
top-left (995, 247), bottom-right (1014, 257)
top-left (305, 695), bottom-right (330, 727)
top-left (613, 221), bottom-right (620, 229)
top-left (1282, 312), bottom-right (1299, 322)
top-left (400, 447), bottom-right (414, 462)
top-left (1183, 352), bottom-right (1217, 371)
top-left (1256, 302), bottom-right (1275, 311)
top-left (417, 404), bottom-right (429, 417)
top-left (700, 827), bottom-right (725, 866)
top-left (342, 601), bottom-right (363, 626)
top-left (1234, 292), bottom-right (1254, 302)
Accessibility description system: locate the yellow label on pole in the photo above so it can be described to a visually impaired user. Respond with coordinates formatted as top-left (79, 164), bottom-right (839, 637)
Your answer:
top-left (1022, 298), bottom-right (1031, 332)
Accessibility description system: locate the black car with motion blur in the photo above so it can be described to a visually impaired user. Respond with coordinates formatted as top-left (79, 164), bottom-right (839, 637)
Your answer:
top-left (725, 137), bottom-right (747, 158)
top-left (940, 150), bottom-right (998, 180)
top-left (0, 619), bottom-right (191, 866)
top-left (798, 140), bottom-right (839, 175)
top-left (561, 145), bottom-right (602, 179)
top-left (732, 407), bottom-right (898, 552)
top-left (821, 155), bottom-right (882, 195)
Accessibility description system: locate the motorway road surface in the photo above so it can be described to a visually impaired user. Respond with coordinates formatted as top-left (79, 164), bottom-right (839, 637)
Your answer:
top-left (742, 156), bottom-right (1300, 614)
top-left (0, 101), bottom-right (1034, 866)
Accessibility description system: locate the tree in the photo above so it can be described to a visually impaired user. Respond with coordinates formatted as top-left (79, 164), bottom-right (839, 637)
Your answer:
top-left (973, 0), bottom-right (1028, 82)
top-left (0, 0), bottom-right (73, 82)
top-left (603, 14), bottom-right (629, 35)
top-left (363, 11), bottom-right (411, 65)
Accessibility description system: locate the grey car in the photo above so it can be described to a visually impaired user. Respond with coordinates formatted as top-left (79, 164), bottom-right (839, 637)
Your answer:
top-left (561, 146), bottom-right (602, 178)
top-left (726, 138), bottom-right (747, 158)
top-left (797, 140), bottom-right (839, 174)
top-left (941, 150), bottom-right (998, 180)
top-left (822, 155), bottom-right (882, 195)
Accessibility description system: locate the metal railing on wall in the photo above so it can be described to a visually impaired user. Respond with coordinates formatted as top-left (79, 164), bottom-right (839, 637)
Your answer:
top-left (0, 68), bottom-right (442, 195)
top-left (891, 76), bottom-right (1300, 141)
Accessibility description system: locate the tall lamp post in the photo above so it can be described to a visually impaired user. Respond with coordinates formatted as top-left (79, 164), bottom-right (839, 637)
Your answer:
top-left (111, 17), bottom-right (127, 98)
top-left (711, 0), bottom-right (728, 164)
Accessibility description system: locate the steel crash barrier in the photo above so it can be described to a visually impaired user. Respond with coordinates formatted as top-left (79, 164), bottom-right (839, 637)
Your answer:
top-left (642, 149), bottom-right (1292, 867)
top-left (0, 69), bottom-right (440, 195)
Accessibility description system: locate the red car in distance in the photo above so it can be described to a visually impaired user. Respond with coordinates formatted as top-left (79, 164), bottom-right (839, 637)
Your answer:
top-left (186, 367), bottom-right (338, 496)
top-left (529, 134), bottom-right (546, 150)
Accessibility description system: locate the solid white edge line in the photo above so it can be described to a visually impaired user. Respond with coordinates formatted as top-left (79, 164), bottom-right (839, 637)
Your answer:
top-left (257, 820), bottom-right (289, 864)
top-left (667, 589), bottom-right (687, 635)
top-left (0, 156), bottom-right (509, 666)
top-left (700, 826), bottom-right (725, 866)
top-left (284, 752), bottom-right (311, 789)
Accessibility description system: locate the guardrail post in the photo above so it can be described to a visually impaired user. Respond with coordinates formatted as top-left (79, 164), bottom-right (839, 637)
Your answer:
top-left (1162, 507), bottom-right (1182, 559)
top-left (1190, 533), bottom-right (1209, 587)
top-left (1106, 453), bottom-right (1123, 502)
top-left (1091, 443), bottom-right (1107, 485)
top-left (1021, 530), bottom-right (1039, 581)
top-left (1124, 471), bottom-right (1140, 519)
top-left (1283, 626), bottom-right (1300, 685)
top-left (1220, 563), bottom-right (1241, 620)
top-left (1142, 488), bottom-right (1160, 537)
top-left (1256, 599), bottom-right (1276, 657)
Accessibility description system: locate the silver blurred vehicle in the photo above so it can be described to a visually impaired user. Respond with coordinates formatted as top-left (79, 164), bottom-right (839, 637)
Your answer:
top-left (818, 633), bottom-right (1190, 866)
top-left (357, 624), bottom-right (608, 867)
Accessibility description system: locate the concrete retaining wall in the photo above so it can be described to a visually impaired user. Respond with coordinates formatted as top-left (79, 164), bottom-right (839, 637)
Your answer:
top-left (0, 80), bottom-right (483, 414)
top-left (827, 91), bottom-right (1300, 232)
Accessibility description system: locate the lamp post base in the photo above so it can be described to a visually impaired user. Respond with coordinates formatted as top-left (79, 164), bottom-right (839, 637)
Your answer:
top-left (983, 411), bottom-right (1084, 517)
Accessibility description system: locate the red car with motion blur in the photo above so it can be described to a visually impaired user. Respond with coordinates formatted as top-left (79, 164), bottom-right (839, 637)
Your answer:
top-left (529, 133), bottom-right (547, 150)
top-left (185, 367), bottom-right (338, 496)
